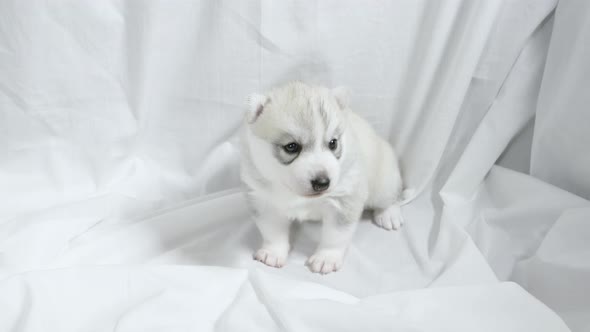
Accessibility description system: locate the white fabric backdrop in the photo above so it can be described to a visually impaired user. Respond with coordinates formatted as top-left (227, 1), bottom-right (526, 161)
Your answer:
top-left (0, 0), bottom-right (587, 331)
top-left (530, 0), bottom-right (590, 200)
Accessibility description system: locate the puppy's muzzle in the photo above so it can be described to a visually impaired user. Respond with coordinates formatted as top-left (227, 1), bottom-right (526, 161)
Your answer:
top-left (311, 175), bottom-right (330, 192)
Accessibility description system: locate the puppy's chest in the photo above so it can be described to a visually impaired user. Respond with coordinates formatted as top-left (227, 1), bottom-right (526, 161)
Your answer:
top-left (272, 196), bottom-right (327, 222)
top-left (286, 204), bottom-right (324, 222)
top-left (255, 189), bottom-right (338, 222)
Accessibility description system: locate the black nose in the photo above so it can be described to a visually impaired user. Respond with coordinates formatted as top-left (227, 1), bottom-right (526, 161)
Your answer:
top-left (311, 176), bottom-right (330, 192)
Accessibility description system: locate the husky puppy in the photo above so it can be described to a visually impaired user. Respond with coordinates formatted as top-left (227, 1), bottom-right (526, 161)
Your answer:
top-left (240, 82), bottom-right (403, 274)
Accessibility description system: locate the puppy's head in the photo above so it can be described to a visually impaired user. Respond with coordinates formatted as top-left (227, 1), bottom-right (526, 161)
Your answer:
top-left (245, 82), bottom-right (350, 197)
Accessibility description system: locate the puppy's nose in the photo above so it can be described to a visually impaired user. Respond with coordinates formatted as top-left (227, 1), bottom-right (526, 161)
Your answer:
top-left (311, 176), bottom-right (330, 192)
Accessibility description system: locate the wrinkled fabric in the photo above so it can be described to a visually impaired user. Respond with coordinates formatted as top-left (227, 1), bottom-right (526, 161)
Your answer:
top-left (530, 0), bottom-right (590, 200)
top-left (0, 0), bottom-right (587, 331)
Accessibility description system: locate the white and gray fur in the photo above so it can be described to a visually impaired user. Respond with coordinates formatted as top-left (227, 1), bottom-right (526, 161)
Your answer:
top-left (240, 82), bottom-right (404, 274)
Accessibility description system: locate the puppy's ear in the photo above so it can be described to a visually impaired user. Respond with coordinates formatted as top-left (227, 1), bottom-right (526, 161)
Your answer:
top-left (331, 87), bottom-right (350, 109)
top-left (246, 93), bottom-right (269, 123)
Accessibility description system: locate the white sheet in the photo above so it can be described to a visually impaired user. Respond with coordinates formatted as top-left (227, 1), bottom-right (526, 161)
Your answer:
top-left (530, 0), bottom-right (590, 200)
top-left (0, 0), bottom-right (587, 331)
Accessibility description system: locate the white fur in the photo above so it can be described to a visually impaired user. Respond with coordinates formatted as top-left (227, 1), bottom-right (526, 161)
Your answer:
top-left (240, 82), bottom-right (403, 274)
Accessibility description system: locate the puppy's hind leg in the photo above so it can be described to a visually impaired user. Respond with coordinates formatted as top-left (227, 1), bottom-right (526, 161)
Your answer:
top-left (370, 141), bottom-right (404, 231)
top-left (374, 204), bottom-right (404, 231)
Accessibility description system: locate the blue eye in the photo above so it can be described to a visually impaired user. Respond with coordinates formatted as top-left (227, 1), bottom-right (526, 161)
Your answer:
top-left (283, 142), bottom-right (301, 154)
top-left (329, 139), bottom-right (338, 151)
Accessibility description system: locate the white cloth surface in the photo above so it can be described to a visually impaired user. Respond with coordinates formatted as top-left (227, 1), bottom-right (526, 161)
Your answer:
top-left (530, 0), bottom-right (590, 200)
top-left (0, 0), bottom-right (587, 331)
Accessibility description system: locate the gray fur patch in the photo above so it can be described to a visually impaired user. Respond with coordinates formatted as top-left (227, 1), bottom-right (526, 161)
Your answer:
top-left (331, 136), bottom-right (343, 159)
top-left (319, 99), bottom-right (329, 129)
top-left (273, 144), bottom-right (299, 165)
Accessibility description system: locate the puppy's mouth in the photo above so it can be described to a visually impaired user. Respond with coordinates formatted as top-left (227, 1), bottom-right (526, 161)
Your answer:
top-left (302, 192), bottom-right (326, 198)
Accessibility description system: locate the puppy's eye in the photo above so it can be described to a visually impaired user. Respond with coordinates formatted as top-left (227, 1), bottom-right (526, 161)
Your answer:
top-left (329, 138), bottom-right (338, 151)
top-left (283, 142), bottom-right (301, 154)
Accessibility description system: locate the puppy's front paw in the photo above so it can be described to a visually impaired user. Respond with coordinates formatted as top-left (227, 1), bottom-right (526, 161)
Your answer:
top-left (374, 204), bottom-right (404, 231)
top-left (307, 249), bottom-right (345, 274)
top-left (254, 248), bottom-right (287, 268)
